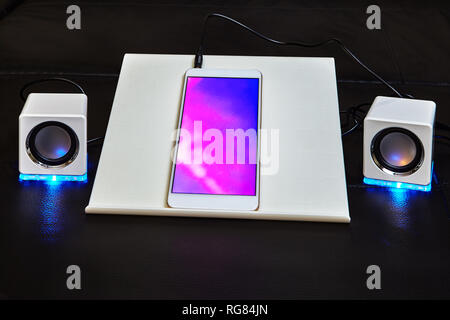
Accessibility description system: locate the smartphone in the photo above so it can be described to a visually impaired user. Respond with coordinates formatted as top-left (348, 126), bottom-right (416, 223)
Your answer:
top-left (167, 68), bottom-right (262, 210)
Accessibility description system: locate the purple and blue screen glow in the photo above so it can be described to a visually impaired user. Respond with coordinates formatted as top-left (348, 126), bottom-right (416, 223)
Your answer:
top-left (172, 77), bottom-right (259, 195)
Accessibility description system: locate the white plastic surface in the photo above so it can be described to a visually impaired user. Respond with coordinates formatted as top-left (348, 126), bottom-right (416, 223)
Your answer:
top-left (85, 54), bottom-right (350, 223)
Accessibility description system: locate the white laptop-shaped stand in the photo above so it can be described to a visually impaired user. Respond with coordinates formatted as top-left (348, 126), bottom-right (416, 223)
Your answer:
top-left (86, 54), bottom-right (350, 223)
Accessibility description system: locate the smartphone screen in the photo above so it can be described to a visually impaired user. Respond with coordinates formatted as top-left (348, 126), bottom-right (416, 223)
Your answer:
top-left (172, 76), bottom-right (259, 196)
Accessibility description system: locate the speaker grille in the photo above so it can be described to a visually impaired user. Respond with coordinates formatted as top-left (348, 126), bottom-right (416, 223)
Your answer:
top-left (26, 121), bottom-right (79, 168)
top-left (371, 127), bottom-right (424, 176)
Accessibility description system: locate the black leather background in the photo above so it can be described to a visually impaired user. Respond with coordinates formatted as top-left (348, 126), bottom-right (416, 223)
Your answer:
top-left (0, 0), bottom-right (449, 299)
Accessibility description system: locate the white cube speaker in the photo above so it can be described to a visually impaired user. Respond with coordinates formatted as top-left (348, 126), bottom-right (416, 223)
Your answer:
top-left (363, 96), bottom-right (436, 191)
top-left (19, 93), bottom-right (87, 182)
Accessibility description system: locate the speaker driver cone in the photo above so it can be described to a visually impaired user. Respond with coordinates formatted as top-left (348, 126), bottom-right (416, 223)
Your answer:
top-left (371, 127), bottom-right (424, 175)
top-left (26, 121), bottom-right (79, 167)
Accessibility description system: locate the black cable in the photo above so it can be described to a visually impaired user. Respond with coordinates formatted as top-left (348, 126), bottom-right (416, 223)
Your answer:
top-left (340, 111), bottom-right (360, 136)
top-left (340, 102), bottom-right (371, 136)
top-left (195, 13), bottom-right (405, 98)
top-left (20, 77), bottom-right (85, 102)
top-left (87, 137), bottom-right (104, 145)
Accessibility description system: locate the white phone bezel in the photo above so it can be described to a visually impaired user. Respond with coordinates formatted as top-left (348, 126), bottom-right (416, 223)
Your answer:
top-left (167, 68), bottom-right (262, 211)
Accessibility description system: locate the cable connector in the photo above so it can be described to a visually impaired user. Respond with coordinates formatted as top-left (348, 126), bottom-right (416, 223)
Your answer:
top-left (194, 50), bottom-right (203, 68)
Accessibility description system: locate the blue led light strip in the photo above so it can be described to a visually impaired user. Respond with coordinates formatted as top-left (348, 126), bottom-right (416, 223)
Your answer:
top-left (363, 177), bottom-right (431, 192)
top-left (363, 162), bottom-right (434, 192)
top-left (19, 173), bottom-right (87, 182)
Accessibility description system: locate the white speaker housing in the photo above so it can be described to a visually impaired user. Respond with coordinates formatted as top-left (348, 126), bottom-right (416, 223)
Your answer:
top-left (363, 96), bottom-right (436, 187)
top-left (19, 93), bottom-right (87, 177)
